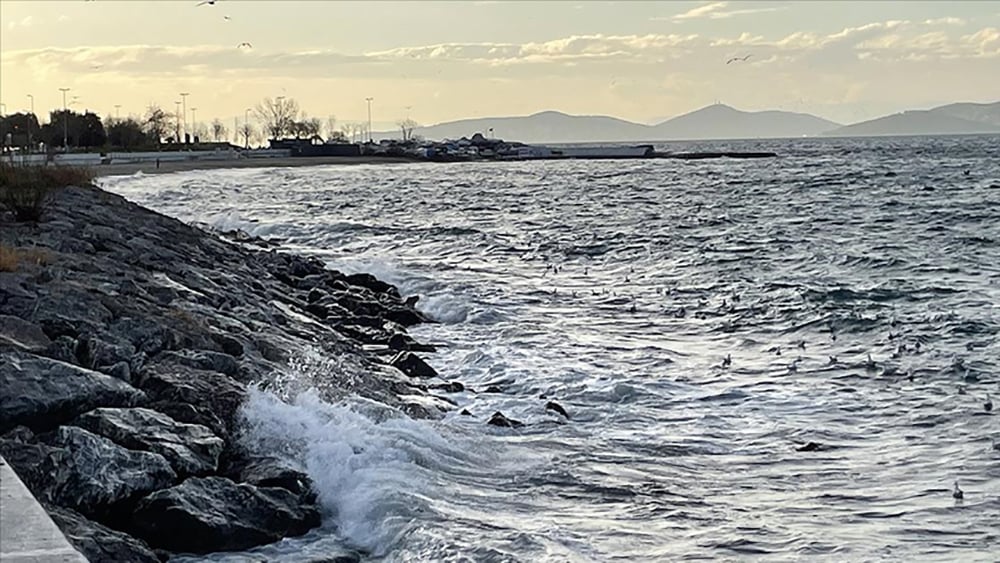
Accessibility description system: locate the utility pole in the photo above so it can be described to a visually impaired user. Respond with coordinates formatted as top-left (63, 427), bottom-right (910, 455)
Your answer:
top-left (190, 108), bottom-right (197, 141)
top-left (365, 97), bottom-right (373, 143)
top-left (59, 87), bottom-right (70, 150)
top-left (179, 92), bottom-right (189, 140)
top-left (27, 94), bottom-right (34, 152)
top-left (174, 101), bottom-right (181, 143)
top-left (244, 108), bottom-right (251, 149)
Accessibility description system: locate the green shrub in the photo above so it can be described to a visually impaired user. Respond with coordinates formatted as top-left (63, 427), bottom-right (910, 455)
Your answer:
top-left (0, 164), bottom-right (94, 222)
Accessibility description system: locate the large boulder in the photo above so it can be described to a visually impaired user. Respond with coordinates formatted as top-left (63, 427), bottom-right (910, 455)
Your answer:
top-left (131, 476), bottom-right (321, 553)
top-left (44, 426), bottom-right (177, 514)
top-left (46, 504), bottom-right (160, 563)
top-left (0, 314), bottom-right (51, 352)
top-left (74, 407), bottom-right (224, 476)
top-left (1, 426), bottom-right (176, 515)
top-left (236, 456), bottom-right (315, 501)
top-left (137, 361), bottom-right (247, 438)
top-left (390, 351), bottom-right (438, 378)
top-left (0, 351), bottom-right (145, 432)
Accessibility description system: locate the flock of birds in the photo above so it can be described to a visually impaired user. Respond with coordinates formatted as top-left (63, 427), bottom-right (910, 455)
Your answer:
top-left (193, 0), bottom-right (251, 49)
top-left (535, 258), bottom-right (999, 502)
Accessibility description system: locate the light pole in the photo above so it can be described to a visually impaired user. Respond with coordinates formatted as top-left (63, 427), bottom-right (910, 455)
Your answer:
top-left (365, 97), bottom-right (373, 143)
top-left (179, 92), bottom-right (189, 140)
top-left (190, 108), bottom-right (197, 141)
top-left (59, 87), bottom-right (70, 150)
top-left (114, 104), bottom-right (121, 119)
top-left (174, 101), bottom-right (181, 143)
top-left (27, 94), bottom-right (34, 152)
top-left (244, 108), bottom-right (251, 149)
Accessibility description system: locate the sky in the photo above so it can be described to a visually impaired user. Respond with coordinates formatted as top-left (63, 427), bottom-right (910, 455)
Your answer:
top-left (1, 0), bottom-right (998, 130)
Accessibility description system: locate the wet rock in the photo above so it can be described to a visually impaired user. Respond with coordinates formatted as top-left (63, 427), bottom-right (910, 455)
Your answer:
top-left (307, 287), bottom-right (326, 303)
top-left (74, 407), bottom-right (224, 476)
top-left (387, 332), bottom-right (437, 353)
top-left (4, 426), bottom-right (176, 514)
top-left (483, 385), bottom-right (503, 394)
top-left (0, 351), bottom-right (145, 432)
top-left (345, 272), bottom-right (397, 297)
top-left (0, 314), bottom-right (51, 352)
top-left (137, 362), bottom-right (247, 437)
top-left (384, 307), bottom-right (428, 327)
top-left (433, 381), bottom-right (465, 393)
top-left (101, 361), bottom-right (132, 383)
top-left (237, 456), bottom-right (315, 501)
top-left (545, 401), bottom-right (570, 419)
top-left (488, 411), bottom-right (523, 428)
top-left (460, 409), bottom-right (472, 416)
top-left (390, 351), bottom-right (438, 378)
top-left (131, 476), bottom-right (321, 553)
top-left (795, 441), bottom-right (826, 452)
top-left (157, 348), bottom-right (241, 379)
top-left (46, 504), bottom-right (160, 563)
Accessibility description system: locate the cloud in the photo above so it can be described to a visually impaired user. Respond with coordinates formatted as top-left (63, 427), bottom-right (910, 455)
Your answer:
top-left (7, 15), bottom-right (33, 29)
top-left (663, 1), bottom-right (781, 22)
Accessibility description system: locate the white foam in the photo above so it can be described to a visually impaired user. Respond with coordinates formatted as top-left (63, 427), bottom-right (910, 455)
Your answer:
top-left (418, 293), bottom-right (470, 324)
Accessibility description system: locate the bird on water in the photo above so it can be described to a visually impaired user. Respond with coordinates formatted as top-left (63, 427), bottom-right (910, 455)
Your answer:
top-left (985, 394), bottom-right (993, 412)
top-left (952, 481), bottom-right (964, 500)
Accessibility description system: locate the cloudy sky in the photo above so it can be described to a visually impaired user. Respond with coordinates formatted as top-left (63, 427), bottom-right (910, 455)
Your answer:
top-left (1, 0), bottom-right (998, 129)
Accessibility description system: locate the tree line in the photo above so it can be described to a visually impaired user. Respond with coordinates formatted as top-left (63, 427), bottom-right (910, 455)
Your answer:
top-left (0, 96), bottom-right (412, 153)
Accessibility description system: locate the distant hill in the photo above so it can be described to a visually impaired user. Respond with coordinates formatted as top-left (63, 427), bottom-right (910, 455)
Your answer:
top-left (376, 105), bottom-right (842, 143)
top-left (823, 101), bottom-right (1000, 137)
top-left (651, 104), bottom-right (840, 140)
top-left (927, 101), bottom-right (1000, 127)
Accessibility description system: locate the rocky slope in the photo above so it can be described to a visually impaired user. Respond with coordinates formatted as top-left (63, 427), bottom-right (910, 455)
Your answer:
top-left (0, 183), bottom-right (454, 560)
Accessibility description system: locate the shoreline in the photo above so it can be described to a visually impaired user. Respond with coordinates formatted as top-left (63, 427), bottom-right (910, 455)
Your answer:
top-left (0, 182), bottom-right (452, 560)
top-left (93, 155), bottom-right (417, 177)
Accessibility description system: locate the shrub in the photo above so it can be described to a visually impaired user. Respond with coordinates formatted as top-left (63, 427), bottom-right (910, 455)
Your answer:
top-left (0, 164), bottom-right (95, 222)
top-left (0, 244), bottom-right (50, 272)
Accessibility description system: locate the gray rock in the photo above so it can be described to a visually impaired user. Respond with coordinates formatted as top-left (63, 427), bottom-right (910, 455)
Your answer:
top-left (0, 314), bottom-right (51, 352)
top-left (137, 362), bottom-right (247, 437)
top-left (46, 504), bottom-right (160, 563)
top-left (0, 351), bottom-right (146, 432)
top-left (43, 335), bottom-right (79, 364)
top-left (74, 407), bottom-right (224, 476)
top-left (488, 411), bottom-right (523, 428)
top-left (391, 351), bottom-right (439, 378)
top-left (43, 426), bottom-right (177, 513)
top-left (157, 348), bottom-right (241, 379)
top-left (237, 456), bottom-right (314, 500)
top-left (131, 476), bottom-right (321, 553)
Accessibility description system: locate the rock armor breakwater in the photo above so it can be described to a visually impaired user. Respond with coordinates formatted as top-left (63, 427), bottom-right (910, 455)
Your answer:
top-left (0, 184), bottom-right (449, 561)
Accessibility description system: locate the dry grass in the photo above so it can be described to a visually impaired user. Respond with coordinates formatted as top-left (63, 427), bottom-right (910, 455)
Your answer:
top-left (0, 163), bottom-right (95, 222)
top-left (0, 243), bottom-right (50, 272)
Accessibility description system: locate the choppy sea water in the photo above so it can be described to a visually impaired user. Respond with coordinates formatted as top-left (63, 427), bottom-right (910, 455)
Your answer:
top-left (102, 135), bottom-right (1000, 562)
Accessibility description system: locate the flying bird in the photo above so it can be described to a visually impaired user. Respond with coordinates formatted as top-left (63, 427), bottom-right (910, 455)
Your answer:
top-left (726, 54), bottom-right (753, 65)
top-left (223, 15), bottom-right (231, 20)
top-left (196, 0), bottom-right (217, 6)
top-left (237, 42), bottom-right (253, 49)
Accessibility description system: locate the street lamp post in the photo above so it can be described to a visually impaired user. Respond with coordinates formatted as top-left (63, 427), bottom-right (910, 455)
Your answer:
top-left (365, 97), bottom-right (373, 143)
top-left (190, 108), bottom-right (197, 142)
top-left (244, 108), bottom-right (251, 149)
top-left (59, 87), bottom-right (71, 150)
top-left (179, 92), bottom-right (189, 141)
top-left (27, 94), bottom-right (34, 152)
top-left (174, 101), bottom-right (182, 143)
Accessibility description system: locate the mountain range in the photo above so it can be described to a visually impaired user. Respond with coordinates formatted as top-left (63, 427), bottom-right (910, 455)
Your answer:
top-left (376, 101), bottom-right (1000, 143)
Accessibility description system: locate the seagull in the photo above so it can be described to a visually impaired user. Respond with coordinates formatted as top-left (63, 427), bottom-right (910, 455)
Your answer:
top-left (196, 0), bottom-right (217, 6)
top-left (952, 481), bottom-right (964, 500)
top-left (722, 354), bottom-right (732, 368)
top-left (986, 394), bottom-right (993, 412)
top-left (726, 54), bottom-right (753, 65)
top-left (223, 15), bottom-right (231, 20)
top-left (237, 42), bottom-right (253, 49)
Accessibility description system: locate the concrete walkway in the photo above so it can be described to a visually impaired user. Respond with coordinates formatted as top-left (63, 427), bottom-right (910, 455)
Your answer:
top-left (0, 457), bottom-right (87, 562)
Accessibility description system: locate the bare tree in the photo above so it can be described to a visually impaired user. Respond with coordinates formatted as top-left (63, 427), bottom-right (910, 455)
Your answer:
top-left (397, 118), bottom-right (418, 142)
top-left (325, 115), bottom-right (337, 140)
top-left (211, 118), bottom-right (228, 142)
top-left (254, 96), bottom-right (299, 140)
top-left (143, 104), bottom-right (171, 145)
top-left (240, 122), bottom-right (255, 149)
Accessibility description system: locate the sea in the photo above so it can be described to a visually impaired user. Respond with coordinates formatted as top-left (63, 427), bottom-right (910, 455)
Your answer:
top-left (100, 135), bottom-right (1000, 562)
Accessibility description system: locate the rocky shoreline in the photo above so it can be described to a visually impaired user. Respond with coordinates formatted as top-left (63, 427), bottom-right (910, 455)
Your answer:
top-left (0, 183), bottom-right (455, 561)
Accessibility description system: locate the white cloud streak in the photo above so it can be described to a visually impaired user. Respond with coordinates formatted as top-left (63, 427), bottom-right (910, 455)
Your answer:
top-left (664, 1), bottom-right (782, 22)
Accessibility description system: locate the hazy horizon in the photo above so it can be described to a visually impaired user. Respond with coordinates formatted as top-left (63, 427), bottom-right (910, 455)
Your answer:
top-left (1, 1), bottom-right (999, 129)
